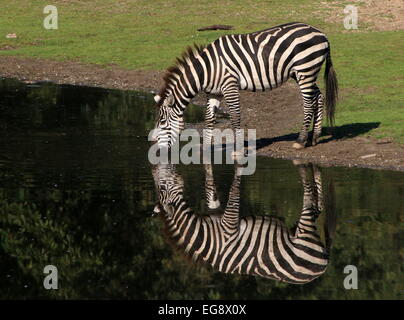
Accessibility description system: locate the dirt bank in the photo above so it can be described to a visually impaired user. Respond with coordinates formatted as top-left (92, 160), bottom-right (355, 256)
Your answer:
top-left (1, 56), bottom-right (403, 171)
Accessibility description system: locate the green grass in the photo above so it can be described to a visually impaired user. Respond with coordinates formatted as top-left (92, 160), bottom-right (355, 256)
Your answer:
top-left (327, 31), bottom-right (404, 142)
top-left (1, 0), bottom-right (403, 142)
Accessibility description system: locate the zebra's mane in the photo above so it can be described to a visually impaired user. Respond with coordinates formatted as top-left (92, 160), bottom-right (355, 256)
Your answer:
top-left (157, 43), bottom-right (206, 107)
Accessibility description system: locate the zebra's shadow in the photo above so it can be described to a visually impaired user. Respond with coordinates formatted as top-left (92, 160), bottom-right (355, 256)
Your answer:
top-left (152, 162), bottom-right (337, 284)
top-left (256, 122), bottom-right (381, 150)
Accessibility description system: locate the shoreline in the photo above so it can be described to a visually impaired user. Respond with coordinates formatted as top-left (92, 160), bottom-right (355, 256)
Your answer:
top-left (1, 55), bottom-right (403, 172)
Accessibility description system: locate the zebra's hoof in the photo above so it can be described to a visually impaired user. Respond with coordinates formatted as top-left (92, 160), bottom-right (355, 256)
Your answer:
top-left (207, 199), bottom-right (221, 210)
top-left (292, 142), bottom-right (305, 150)
top-left (231, 150), bottom-right (245, 161)
top-left (236, 165), bottom-right (248, 176)
top-left (292, 160), bottom-right (305, 165)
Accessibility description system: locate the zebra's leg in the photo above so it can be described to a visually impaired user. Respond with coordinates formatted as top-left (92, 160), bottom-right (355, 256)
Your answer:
top-left (220, 166), bottom-right (242, 239)
top-left (204, 163), bottom-right (221, 210)
top-left (293, 80), bottom-right (320, 149)
top-left (293, 163), bottom-right (321, 239)
top-left (312, 93), bottom-right (324, 147)
top-left (221, 78), bottom-right (244, 160)
top-left (291, 162), bottom-right (329, 277)
top-left (203, 97), bottom-right (220, 146)
top-left (312, 164), bottom-right (323, 212)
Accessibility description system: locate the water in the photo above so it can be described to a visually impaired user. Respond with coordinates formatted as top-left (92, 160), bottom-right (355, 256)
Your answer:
top-left (0, 78), bottom-right (402, 299)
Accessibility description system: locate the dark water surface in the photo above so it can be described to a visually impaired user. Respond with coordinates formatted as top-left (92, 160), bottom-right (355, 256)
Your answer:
top-left (0, 78), bottom-right (402, 299)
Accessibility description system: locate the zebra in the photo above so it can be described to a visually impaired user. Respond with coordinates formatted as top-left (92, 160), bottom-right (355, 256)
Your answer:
top-left (204, 163), bottom-right (221, 210)
top-left (152, 22), bottom-right (338, 150)
top-left (152, 162), bottom-right (336, 284)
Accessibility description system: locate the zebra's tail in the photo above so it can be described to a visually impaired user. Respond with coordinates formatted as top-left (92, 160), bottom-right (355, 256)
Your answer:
top-left (324, 180), bottom-right (337, 254)
top-left (324, 49), bottom-right (338, 130)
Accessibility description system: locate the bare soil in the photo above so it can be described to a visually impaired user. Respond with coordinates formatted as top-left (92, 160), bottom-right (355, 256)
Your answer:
top-left (1, 56), bottom-right (403, 171)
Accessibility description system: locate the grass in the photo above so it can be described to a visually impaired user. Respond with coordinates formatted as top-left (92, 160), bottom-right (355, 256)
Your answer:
top-left (329, 31), bottom-right (404, 142)
top-left (0, 0), bottom-right (403, 143)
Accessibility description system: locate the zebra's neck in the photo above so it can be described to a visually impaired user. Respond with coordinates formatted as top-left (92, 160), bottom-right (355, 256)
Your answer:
top-left (164, 48), bottom-right (209, 107)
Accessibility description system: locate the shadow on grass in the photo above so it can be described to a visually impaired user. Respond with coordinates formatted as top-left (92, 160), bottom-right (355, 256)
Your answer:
top-left (256, 122), bottom-right (381, 150)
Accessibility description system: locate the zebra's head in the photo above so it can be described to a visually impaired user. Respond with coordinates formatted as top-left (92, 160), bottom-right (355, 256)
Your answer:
top-left (152, 163), bottom-right (185, 216)
top-left (152, 94), bottom-right (185, 149)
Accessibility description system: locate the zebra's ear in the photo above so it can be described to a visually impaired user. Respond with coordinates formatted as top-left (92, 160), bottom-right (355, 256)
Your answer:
top-left (154, 95), bottom-right (161, 103)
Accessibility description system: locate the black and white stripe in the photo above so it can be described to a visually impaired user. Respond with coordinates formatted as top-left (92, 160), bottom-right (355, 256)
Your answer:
top-left (152, 163), bottom-right (333, 284)
top-left (153, 22), bottom-right (338, 149)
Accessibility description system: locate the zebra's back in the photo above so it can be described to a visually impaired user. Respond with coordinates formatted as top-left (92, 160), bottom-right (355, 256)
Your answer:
top-left (210, 22), bottom-right (329, 91)
top-left (217, 216), bottom-right (328, 284)
top-left (175, 215), bottom-right (329, 284)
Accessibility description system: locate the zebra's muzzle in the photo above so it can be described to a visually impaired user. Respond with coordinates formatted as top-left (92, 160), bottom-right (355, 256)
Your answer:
top-left (150, 129), bottom-right (158, 143)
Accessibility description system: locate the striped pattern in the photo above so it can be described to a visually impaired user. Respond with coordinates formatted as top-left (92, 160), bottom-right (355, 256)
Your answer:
top-left (205, 164), bottom-right (221, 209)
top-left (153, 163), bottom-right (330, 284)
top-left (154, 22), bottom-right (338, 149)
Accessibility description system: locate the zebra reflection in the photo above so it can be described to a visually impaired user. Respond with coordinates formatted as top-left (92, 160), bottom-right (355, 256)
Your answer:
top-left (152, 163), bottom-right (335, 284)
